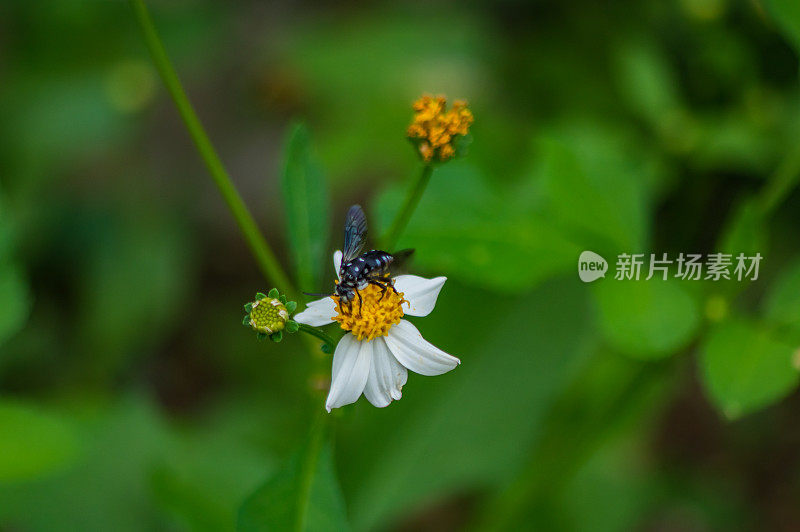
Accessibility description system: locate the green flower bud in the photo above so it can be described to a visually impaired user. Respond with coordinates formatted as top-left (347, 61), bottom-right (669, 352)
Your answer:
top-left (242, 289), bottom-right (299, 342)
top-left (248, 297), bottom-right (289, 334)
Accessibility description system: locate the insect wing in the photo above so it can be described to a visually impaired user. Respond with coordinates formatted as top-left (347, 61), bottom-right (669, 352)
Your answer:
top-left (388, 248), bottom-right (415, 275)
top-left (342, 204), bottom-right (368, 263)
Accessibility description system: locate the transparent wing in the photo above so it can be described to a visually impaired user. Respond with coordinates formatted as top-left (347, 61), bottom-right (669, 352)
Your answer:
top-left (388, 248), bottom-right (415, 275)
top-left (342, 204), bottom-right (368, 263)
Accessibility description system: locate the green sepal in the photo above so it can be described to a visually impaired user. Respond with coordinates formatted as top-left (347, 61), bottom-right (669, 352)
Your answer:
top-left (242, 315), bottom-right (251, 326)
top-left (270, 330), bottom-right (283, 343)
top-left (285, 320), bottom-right (299, 333)
top-left (256, 292), bottom-right (268, 300)
top-left (256, 332), bottom-right (268, 341)
top-left (321, 343), bottom-right (333, 354)
top-left (279, 294), bottom-right (287, 304)
top-left (244, 302), bottom-right (253, 313)
top-left (268, 288), bottom-right (280, 298)
top-left (286, 301), bottom-right (297, 313)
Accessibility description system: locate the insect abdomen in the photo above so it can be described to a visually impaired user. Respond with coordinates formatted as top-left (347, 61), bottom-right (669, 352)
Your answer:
top-left (361, 250), bottom-right (393, 274)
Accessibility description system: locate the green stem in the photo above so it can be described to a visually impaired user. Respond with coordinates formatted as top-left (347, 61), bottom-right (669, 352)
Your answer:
top-left (130, 0), bottom-right (294, 295)
top-left (757, 145), bottom-right (800, 217)
top-left (381, 164), bottom-right (433, 250)
top-left (298, 323), bottom-right (337, 351)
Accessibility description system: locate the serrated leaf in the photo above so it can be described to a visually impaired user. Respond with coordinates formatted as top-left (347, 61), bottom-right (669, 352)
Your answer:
top-left (700, 319), bottom-right (799, 418)
top-left (0, 400), bottom-right (81, 482)
top-left (593, 279), bottom-right (700, 359)
top-left (281, 123), bottom-right (330, 292)
top-left (238, 436), bottom-right (349, 532)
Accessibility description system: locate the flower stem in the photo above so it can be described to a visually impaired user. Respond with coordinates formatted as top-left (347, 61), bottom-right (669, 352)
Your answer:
top-left (298, 323), bottom-right (337, 351)
top-left (381, 164), bottom-right (434, 250)
top-left (130, 0), bottom-right (294, 295)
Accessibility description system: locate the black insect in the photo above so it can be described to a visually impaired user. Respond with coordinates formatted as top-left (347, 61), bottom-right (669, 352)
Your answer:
top-left (329, 205), bottom-right (412, 315)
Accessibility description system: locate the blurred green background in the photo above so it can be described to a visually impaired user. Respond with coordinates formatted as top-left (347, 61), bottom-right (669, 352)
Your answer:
top-left (3, 0), bottom-right (800, 530)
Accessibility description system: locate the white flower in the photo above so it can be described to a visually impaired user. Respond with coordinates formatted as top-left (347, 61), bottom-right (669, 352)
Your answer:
top-left (294, 250), bottom-right (460, 411)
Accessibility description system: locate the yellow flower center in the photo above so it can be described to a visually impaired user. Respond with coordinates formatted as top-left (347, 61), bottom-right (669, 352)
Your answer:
top-left (332, 284), bottom-right (407, 341)
top-left (249, 298), bottom-right (288, 334)
top-left (407, 94), bottom-right (473, 162)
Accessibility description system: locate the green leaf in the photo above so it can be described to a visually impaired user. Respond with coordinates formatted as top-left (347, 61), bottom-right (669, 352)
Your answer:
top-left (613, 38), bottom-right (681, 127)
top-left (593, 279), bottom-right (700, 359)
top-left (281, 123), bottom-right (330, 292)
top-left (533, 132), bottom-right (650, 254)
top-left (718, 200), bottom-right (766, 256)
top-left (375, 162), bottom-right (580, 292)
top-left (0, 400), bottom-right (81, 482)
top-left (766, 0), bottom-right (800, 53)
top-left (764, 258), bottom-right (800, 333)
top-left (0, 262), bottom-right (31, 349)
top-left (700, 319), bottom-right (800, 418)
top-left (238, 434), bottom-right (349, 532)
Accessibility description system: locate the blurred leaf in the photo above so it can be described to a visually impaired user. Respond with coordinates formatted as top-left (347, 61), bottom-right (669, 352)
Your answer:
top-left (556, 436), bottom-right (656, 532)
top-left (0, 396), bottom-right (275, 531)
top-left (700, 319), bottom-right (799, 418)
top-left (593, 280), bottom-right (700, 359)
top-left (338, 279), bottom-right (595, 530)
top-left (151, 466), bottom-right (231, 531)
top-left (375, 162), bottom-right (579, 292)
top-left (614, 38), bottom-right (681, 125)
top-left (79, 213), bottom-right (193, 374)
top-left (0, 397), bottom-right (172, 530)
top-left (0, 399), bottom-right (80, 482)
top-left (767, 0), bottom-right (800, 53)
top-left (149, 402), bottom-right (272, 532)
top-left (279, 11), bottom-right (493, 180)
top-left (532, 131), bottom-right (650, 253)
top-left (718, 199), bottom-right (766, 256)
top-left (764, 258), bottom-right (800, 333)
top-left (0, 262), bottom-right (31, 350)
top-left (238, 433), bottom-right (350, 532)
top-left (281, 123), bottom-right (330, 291)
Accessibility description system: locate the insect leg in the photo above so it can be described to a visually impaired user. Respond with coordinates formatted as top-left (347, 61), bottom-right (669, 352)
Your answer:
top-left (368, 279), bottom-right (389, 301)
top-left (355, 289), bottom-right (363, 317)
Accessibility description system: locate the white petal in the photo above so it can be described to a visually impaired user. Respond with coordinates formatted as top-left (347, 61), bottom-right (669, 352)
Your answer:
top-left (326, 334), bottom-right (371, 412)
top-left (293, 297), bottom-right (336, 327)
top-left (333, 250), bottom-right (343, 280)
top-left (363, 337), bottom-right (408, 407)
top-left (394, 275), bottom-right (447, 317)
top-left (385, 320), bottom-right (460, 376)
